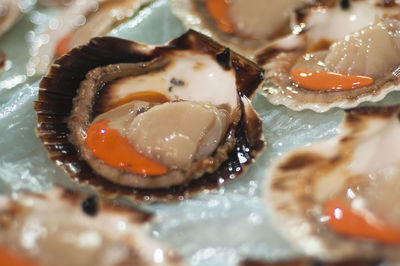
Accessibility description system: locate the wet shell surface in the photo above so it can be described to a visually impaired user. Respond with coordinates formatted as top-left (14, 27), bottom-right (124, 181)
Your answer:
top-left (170, 0), bottom-right (309, 57)
top-left (35, 30), bottom-right (265, 202)
top-left (27, 0), bottom-right (152, 76)
top-left (0, 187), bottom-right (183, 266)
top-left (0, 0), bottom-right (21, 38)
top-left (265, 104), bottom-right (400, 262)
top-left (255, 0), bottom-right (400, 112)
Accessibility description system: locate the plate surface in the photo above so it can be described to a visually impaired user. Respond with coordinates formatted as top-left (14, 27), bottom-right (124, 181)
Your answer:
top-left (1, 1), bottom-right (400, 265)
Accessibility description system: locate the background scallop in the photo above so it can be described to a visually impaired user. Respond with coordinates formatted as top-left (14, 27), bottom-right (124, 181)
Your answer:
top-left (265, 104), bottom-right (400, 262)
top-left (256, 0), bottom-right (400, 112)
top-left (170, 0), bottom-right (311, 57)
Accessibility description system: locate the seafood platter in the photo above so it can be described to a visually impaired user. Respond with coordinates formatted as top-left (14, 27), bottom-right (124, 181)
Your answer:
top-left (2, 0), bottom-right (400, 265)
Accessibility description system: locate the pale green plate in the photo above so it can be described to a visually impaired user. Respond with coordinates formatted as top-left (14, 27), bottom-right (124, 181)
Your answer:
top-left (1, 1), bottom-right (400, 265)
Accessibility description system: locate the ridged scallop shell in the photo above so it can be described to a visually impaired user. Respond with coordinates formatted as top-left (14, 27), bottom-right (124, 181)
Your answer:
top-left (34, 30), bottom-right (265, 203)
top-left (265, 104), bottom-right (400, 262)
top-left (0, 187), bottom-right (183, 265)
top-left (255, 0), bottom-right (400, 112)
top-left (27, 0), bottom-right (152, 76)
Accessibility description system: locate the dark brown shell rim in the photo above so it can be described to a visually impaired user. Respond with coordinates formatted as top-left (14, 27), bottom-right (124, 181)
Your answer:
top-left (35, 30), bottom-right (265, 203)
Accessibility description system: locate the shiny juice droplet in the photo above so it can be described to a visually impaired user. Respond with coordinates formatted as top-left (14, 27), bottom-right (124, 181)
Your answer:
top-left (290, 68), bottom-right (374, 91)
top-left (86, 120), bottom-right (168, 176)
top-left (323, 199), bottom-right (400, 244)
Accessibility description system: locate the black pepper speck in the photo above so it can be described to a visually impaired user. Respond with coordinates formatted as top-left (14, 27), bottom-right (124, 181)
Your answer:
top-left (170, 78), bottom-right (185, 86)
top-left (340, 0), bottom-right (350, 9)
top-left (81, 196), bottom-right (98, 216)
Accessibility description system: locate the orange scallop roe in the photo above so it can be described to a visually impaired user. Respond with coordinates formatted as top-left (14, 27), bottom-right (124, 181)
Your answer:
top-left (324, 198), bottom-right (400, 244)
top-left (55, 33), bottom-right (72, 58)
top-left (86, 119), bottom-right (168, 176)
top-left (205, 0), bottom-right (235, 34)
top-left (105, 91), bottom-right (170, 112)
top-left (290, 68), bottom-right (374, 91)
top-left (0, 246), bottom-right (38, 266)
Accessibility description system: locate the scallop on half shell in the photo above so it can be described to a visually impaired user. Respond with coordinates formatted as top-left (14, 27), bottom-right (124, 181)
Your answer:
top-left (265, 104), bottom-right (400, 264)
top-left (170, 0), bottom-right (310, 57)
top-left (256, 0), bottom-right (400, 112)
top-left (34, 30), bottom-right (265, 202)
top-left (27, 0), bottom-right (153, 76)
top-left (0, 187), bottom-right (183, 266)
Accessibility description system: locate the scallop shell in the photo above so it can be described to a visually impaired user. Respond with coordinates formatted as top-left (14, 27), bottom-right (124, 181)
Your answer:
top-left (27, 0), bottom-right (152, 76)
top-left (34, 30), bottom-right (265, 203)
top-left (170, 0), bottom-right (309, 57)
top-left (255, 1), bottom-right (400, 112)
top-left (0, 0), bottom-right (21, 38)
top-left (265, 104), bottom-right (400, 262)
top-left (0, 187), bottom-right (183, 266)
